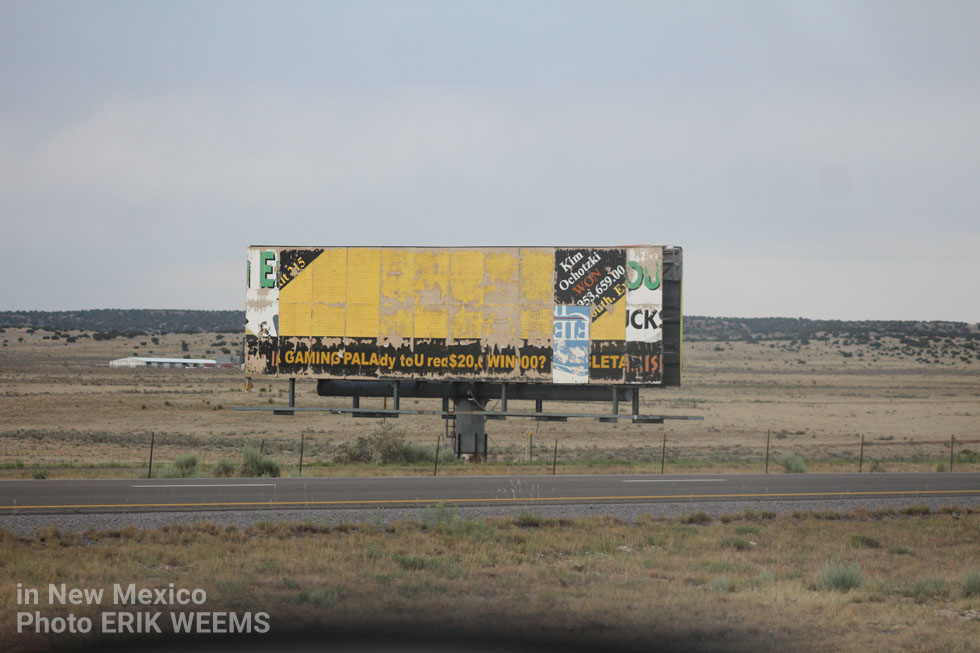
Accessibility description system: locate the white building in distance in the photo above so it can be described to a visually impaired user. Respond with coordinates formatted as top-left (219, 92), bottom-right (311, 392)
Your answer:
top-left (110, 356), bottom-right (217, 368)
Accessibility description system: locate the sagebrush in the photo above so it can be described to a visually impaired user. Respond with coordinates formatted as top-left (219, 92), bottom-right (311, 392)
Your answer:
top-left (334, 425), bottom-right (453, 465)
top-left (242, 446), bottom-right (280, 477)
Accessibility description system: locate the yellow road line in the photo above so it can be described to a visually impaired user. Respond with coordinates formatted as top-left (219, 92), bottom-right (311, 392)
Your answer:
top-left (2, 489), bottom-right (980, 511)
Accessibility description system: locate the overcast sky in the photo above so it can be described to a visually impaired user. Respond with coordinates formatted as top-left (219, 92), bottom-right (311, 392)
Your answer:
top-left (2, 1), bottom-right (978, 321)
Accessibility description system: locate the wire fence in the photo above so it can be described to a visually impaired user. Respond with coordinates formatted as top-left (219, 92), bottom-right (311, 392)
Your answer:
top-left (1, 428), bottom-right (978, 477)
top-left (0, 431), bottom-right (327, 478)
top-left (649, 432), bottom-right (980, 475)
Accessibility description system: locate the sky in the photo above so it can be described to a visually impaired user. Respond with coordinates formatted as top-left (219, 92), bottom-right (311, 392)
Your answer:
top-left (1, 1), bottom-right (978, 321)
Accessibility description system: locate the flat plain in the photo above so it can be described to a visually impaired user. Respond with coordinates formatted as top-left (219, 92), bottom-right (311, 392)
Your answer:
top-left (2, 325), bottom-right (980, 652)
top-left (0, 326), bottom-right (978, 476)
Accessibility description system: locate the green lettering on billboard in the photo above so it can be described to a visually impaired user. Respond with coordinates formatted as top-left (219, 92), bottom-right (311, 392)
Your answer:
top-left (260, 251), bottom-right (276, 288)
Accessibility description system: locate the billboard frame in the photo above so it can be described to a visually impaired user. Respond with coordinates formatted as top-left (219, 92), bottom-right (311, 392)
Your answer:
top-left (237, 245), bottom-right (697, 456)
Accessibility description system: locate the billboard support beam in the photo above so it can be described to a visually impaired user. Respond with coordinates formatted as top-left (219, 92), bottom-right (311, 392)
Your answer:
top-left (318, 380), bottom-right (641, 404)
top-left (600, 387), bottom-right (620, 423)
top-left (232, 404), bottom-right (702, 423)
top-left (488, 383), bottom-right (507, 421)
top-left (274, 378), bottom-right (296, 416)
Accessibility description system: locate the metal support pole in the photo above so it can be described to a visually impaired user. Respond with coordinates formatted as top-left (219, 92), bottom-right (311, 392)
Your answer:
top-left (950, 434), bottom-right (955, 472)
top-left (859, 435), bottom-right (864, 473)
top-left (147, 432), bottom-right (155, 479)
top-left (500, 383), bottom-right (507, 413)
top-left (353, 396), bottom-right (360, 409)
top-left (288, 378), bottom-right (295, 408)
top-left (536, 398), bottom-right (543, 415)
top-left (260, 439), bottom-right (265, 455)
top-left (765, 429), bottom-right (770, 474)
top-left (392, 382), bottom-right (400, 410)
top-left (660, 432), bottom-right (667, 474)
top-left (299, 432), bottom-right (304, 477)
top-left (529, 429), bottom-right (534, 462)
top-left (552, 439), bottom-right (558, 476)
top-left (631, 388), bottom-right (639, 417)
top-left (599, 387), bottom-right (620, 423)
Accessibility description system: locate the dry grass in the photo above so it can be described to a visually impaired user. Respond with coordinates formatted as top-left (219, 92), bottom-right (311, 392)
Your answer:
top-left (1, 327), bottom-right (979, 477)
top-left (2, 510), bottom-right (979, 652)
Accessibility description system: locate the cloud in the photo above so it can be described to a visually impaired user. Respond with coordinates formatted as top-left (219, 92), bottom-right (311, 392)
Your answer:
top-left (687, 254), bottom-right (979, 322)
top-left (1, 85), bottom-right (978, 318)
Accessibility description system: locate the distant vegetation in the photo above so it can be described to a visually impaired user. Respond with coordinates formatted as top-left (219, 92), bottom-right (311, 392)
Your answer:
top-left (333, 425), bottom-right (453, 465)
top-left (0, 310), bottom-right (974, 341)
top-left (7, 510), bottom-right (980, 652)
top-left (0, 309), bottom-right (240, 334)
top-left (684, 316), bottom-right (974, 342)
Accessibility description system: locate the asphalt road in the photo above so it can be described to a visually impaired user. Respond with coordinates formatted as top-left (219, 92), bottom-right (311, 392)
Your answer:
top-left (2, 472), bottom-right (978, 515)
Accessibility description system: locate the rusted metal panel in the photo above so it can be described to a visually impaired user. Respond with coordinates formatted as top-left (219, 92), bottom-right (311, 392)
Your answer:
top-left (482, 248), bottom-right (520, 378)
top-left (244, 334), bottom-right (277, 376)
top-left (589, 339), bottom-right (625, 382)
top-left (245, 247), bottom-right (281, 376)
top-left (246, 247), bottom-right (280, 337)
top-left (517, 247), bottom-right (553, 382)
top-left (624, 246), bottom-right (664, 384)
top-left (245, 245), bottom-right (681, 386)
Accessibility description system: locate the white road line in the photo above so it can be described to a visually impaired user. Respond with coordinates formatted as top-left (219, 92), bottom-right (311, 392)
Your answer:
top-left (621, 479), bottom-right (726, 483)
top-left (131, 483), bottom-right (276, 488)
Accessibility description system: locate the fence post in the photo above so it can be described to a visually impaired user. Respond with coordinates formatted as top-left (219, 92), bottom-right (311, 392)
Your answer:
top-left (529, 430), bottom-right (533, 462)
top-left (765, 429), bottom-right (770, 474)
top-left (299, 432), bottom-right (304, 477)
top-left (552, 439), bottom-right (558, 476)
top-left (660, 432), bottom-right (667, 474)
top-left (433, 433), bottom-right (441, 477)
top-left (260, 439), bottom-right (265, 455)
top-left (444, 414), bottom-right (450, 463)
top-left (859, 435), bottom-right (864, 473)
top-left (147, 432), bottom-right (155, 479)
top-left (950, 434), bottom-right (954, 472)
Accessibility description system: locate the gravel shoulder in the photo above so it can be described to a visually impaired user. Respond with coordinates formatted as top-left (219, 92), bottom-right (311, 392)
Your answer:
top-left (4, 495), bottom-right (980, 537)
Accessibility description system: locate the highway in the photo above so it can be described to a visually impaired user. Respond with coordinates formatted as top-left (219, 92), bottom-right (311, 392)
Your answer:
top-left (2, 472), bottom-right (978, 514)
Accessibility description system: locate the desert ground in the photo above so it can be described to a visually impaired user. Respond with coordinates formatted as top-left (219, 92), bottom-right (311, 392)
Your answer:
top-left (4, 507), bottom-right (980, 652)
top-left (3, 326), bottom-right (980, 652)
top-left (0, 326), bottom-right (978, 476)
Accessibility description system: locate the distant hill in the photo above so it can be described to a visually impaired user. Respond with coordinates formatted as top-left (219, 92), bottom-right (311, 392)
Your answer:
top-left (0, 310), bottom-right (974, 341)
top-left (0, 310), bottom-right (241, 334)
top-left (683, 316), bottom-right (974, 342)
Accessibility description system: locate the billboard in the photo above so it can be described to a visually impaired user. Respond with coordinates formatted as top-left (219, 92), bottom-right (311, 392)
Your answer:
top-left (245, 246), bottom-right (677, 385)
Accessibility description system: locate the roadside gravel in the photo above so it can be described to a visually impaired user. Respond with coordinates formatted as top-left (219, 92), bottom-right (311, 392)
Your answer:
top-left (3, 495), bottom-right (979, 537)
